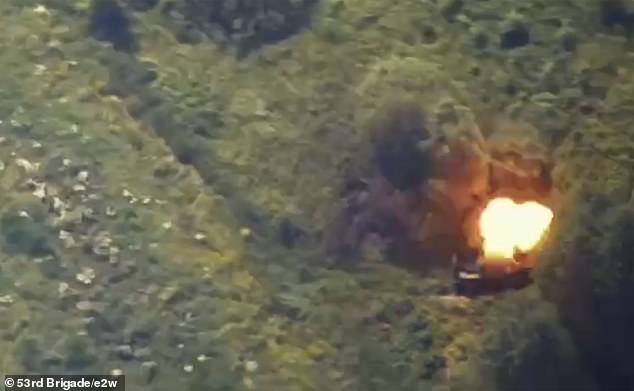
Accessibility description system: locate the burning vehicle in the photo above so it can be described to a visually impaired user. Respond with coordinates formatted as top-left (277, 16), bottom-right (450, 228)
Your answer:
top-left (447, 123), bottom-right (556, 295)
top-left (328, 99), bottom-right (556, 295)
top-left (453, 197), bottom-right (554, 295)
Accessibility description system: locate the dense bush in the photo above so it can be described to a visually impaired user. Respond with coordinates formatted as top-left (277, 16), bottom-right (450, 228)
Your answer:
top-left (90, 0), bottom-right (137, 52)
top-left (539, 199), bottom-right (634, 390)
top-left (1, 211), bottom-right (54, 257)
top-left (457, 290), bottom-right (591, 391)
top-left (159, 0), bottom-right (319, 52)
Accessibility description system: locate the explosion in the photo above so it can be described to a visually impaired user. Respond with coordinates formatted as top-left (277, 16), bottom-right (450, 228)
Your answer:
top-left (479, 197), bottom-right (554, 260)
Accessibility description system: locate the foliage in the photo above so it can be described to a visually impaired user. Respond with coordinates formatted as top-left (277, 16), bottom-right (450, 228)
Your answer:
top-left (1, 0), bottom-right (634, 389)
top-left (0, 210), bottom-right (55, 257)
top-left (132, 0), bottom-right (319, 53)
top-left (539, 201), bottom-right (634, 390)
top-left (461, 290), bottom-right (589, 391)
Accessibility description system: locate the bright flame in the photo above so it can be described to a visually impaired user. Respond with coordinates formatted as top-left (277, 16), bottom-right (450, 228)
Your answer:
top-left (479, 197), bottom-right (553, 259)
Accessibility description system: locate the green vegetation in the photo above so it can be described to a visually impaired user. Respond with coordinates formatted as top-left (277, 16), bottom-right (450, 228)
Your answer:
top-left (120, 0), bottom-right (319, 53)
top-left (1, 210), bottom-right (54, 256)
top-left (465, 290), bottom-right (588, 391)
top-left (0, 0), bottom-right (633, 389)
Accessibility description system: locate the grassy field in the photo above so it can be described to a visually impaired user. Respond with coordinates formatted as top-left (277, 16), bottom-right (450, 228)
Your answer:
top-left (0, 0), bottom-right (633, 389)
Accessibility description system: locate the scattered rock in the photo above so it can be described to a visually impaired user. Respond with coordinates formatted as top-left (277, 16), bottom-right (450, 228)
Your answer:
top-left (28, 179), bottom-right (47, 200)
top-left (76, 301), bottom-right (94, 311)
top-left (59, 230), bottom-right (76, 248)
top-left (33, 64), bottom-right (47, 76)
top-left (32, 4), bottom-right (50, 16)
top-left (244, 360), bottom-right (258, 373)
top-left (105, 206), bottom-right (117, 217)
top-left (49, 197), bottom-right (66, 217)
top-left (92, 231), bottom-right (113, 257)
top-left (15, 158), bottom-right (39, 173)
top-left (72, 184), bottom-right (86, 192)
top-left (77, 170), bottom-right (89, 183)
top-left (240, 227), bottom-right (252, 238)
top-left (58, 282), bottom-right (70, 297)
top-left (76, 267), bottom-right (96, 285)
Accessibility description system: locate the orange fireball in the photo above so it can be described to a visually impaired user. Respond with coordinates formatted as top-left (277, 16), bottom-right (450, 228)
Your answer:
top-left (479, 197), bottom-right (553, 260)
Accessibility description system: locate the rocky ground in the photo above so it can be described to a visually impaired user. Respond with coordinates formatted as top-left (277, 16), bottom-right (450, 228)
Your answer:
top-left (0, 0), bottom-right (633, 390)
